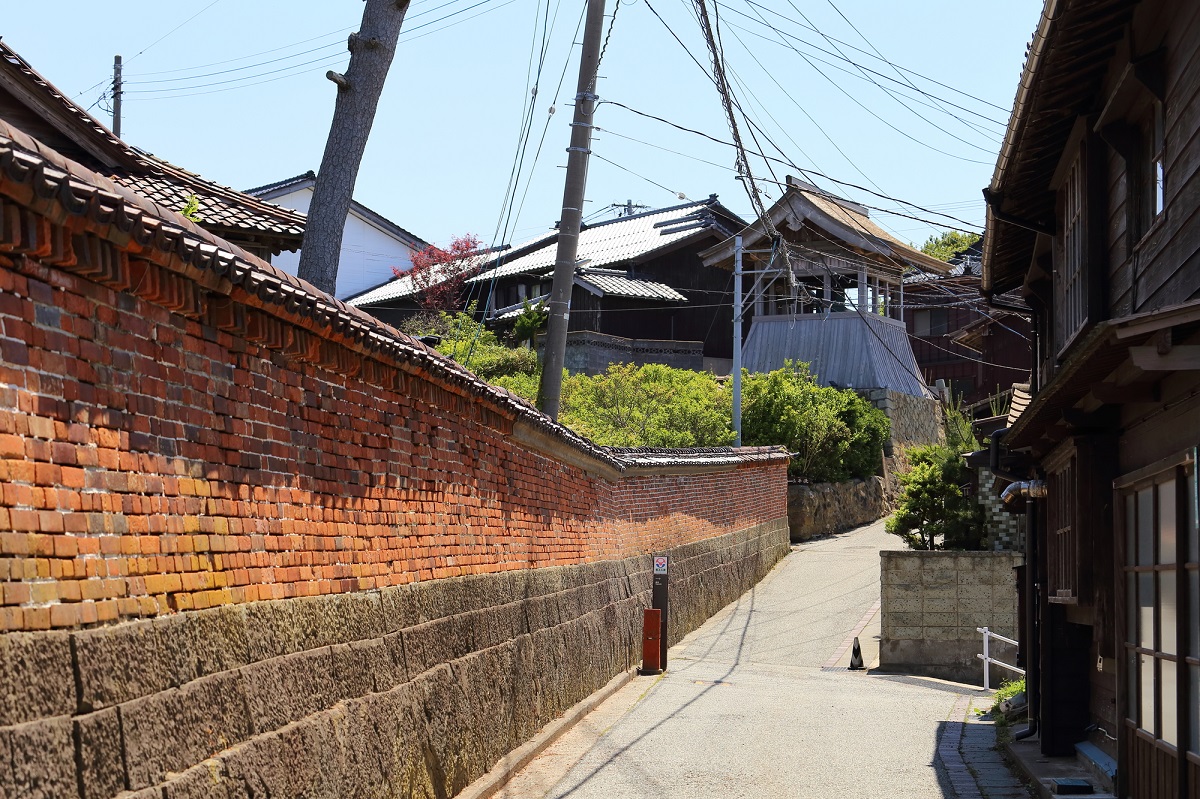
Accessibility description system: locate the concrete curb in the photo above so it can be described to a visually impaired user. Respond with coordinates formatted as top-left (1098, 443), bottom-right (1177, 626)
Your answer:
top-left (456, 668), bottom-right (638, 799)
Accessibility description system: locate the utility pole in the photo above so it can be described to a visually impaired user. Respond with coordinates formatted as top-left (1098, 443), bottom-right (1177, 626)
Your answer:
top-left (536, 0), bottom-right (608, 420)
top-left (112, 55), bottom-right (122, 138)
top-left (733, 235), bottom-right (743, 446)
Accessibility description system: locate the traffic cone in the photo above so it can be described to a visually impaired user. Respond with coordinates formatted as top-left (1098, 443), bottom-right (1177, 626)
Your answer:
top-left (848, 637), bottom-right (865, 670)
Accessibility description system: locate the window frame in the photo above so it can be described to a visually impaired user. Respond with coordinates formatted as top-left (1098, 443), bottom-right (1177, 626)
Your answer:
top-left (1116, 448), bottom-right (1199, 771)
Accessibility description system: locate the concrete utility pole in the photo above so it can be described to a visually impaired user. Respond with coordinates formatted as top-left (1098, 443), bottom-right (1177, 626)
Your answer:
top-left (536, 0), bottom-right (608, 420)
top-left (112, 55), bottom-right (122, 138)
top-left (298, 0), bottom-right (411, 297)
top-left (732, 235), bottom-right (743, 446)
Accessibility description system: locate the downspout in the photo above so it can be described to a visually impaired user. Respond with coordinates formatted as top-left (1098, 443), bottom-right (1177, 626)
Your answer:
top-left (1014, 493), bottom-right (1040, 742)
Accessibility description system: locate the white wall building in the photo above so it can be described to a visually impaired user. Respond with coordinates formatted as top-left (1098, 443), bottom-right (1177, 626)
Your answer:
top-left (247, 172), bottom-right (427, 301)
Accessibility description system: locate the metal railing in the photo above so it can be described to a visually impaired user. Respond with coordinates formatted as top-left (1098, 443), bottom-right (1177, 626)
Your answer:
top-left (976, 626), bottom-right (1024, 691)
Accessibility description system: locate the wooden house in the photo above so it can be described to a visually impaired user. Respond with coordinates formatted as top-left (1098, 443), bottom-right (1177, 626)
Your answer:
top-left (983, 1), bottom-right (1200, 795)
top-left (351, 197), bottom-right (746, 374)
top-left (701, 176), bottom-right (950, 396)
top-left (902, 243), bottom-right (1033, 408)
top-left (0, 42), bottom-right (306, 262)
top-left (247, 171), bottom-right (427, 300)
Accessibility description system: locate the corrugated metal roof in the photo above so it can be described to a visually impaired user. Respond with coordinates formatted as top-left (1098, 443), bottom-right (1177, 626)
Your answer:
top-left (575, 269), bottom-right (687, 302)
top-left (467, 200), bottom-right (735, 285)
top-left (741, 312), bottom-right (931, 397)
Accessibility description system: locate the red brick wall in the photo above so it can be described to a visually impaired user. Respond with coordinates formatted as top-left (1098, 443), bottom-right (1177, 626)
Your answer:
top-left (0, 245), bottom-right (786, 633)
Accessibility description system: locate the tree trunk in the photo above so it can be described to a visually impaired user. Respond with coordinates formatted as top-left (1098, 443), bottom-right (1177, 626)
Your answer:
top-left (297, 0), bottom-right (410, 296)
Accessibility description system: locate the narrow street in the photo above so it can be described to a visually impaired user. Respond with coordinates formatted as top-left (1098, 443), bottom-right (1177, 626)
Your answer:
top-left (496, 519), bottom-right (1002, 799)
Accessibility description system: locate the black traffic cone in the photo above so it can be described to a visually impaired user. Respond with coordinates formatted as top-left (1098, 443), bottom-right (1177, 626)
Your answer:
top-left (848, 637), bottom-right (865, 670)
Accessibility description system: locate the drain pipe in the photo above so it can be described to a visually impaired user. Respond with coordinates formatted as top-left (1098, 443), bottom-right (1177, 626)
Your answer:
top-left (1001, 480), bottom-right (1047, 506)
top-left (989, 428), bottom-right (1026, 482)
top-left (1014, 493), bottom-right (1040, 741)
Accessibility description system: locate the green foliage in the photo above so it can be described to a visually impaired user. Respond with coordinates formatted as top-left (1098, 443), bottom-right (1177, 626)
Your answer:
top-left (512, 300), bottom-right (548, 348)
top-left (920, 231), bottom-right (980, 262)
top-left (740, 362), bottom-right (889, 483)
top-left (944, 400), bottom-right (980, 453)
top-left (988, 388), bottom-right (1012, 418)
top-left (489, 371), bottom-right (541, 404)
top-left (399, 305), bottom-right (538, 381)
top-left (886, 444), bottom-right (984, 550)
top-left (557, 363), bottom-right (734, 448)
top-left (180, 194), bottom-right (202, 222)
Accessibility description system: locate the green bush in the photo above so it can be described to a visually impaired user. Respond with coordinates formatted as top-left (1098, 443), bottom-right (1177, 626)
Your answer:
top-left (885, 444), bottom-right (984, 550)
top-left (741, 362), bottom-right (889, 483)
top-left (399, 308), bottom-right (539, 381)
top-left (557, 363), bottom-right (735, 448)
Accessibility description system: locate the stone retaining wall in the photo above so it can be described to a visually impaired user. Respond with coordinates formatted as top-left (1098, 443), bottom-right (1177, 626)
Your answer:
top-left (1, 520), bottom-right (788, 799)
top-left (786, 477), bottom-right (886, 541)
top-left (879, 551), bottom-right (1021, 685)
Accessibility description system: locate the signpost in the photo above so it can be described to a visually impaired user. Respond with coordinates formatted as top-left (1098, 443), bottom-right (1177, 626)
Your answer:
top-left (652, 555), bottom-right (669, 671)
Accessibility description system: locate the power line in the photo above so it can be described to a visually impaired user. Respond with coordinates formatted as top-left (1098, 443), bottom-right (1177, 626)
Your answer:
top-left (598, 101), bottom-right (982, 231)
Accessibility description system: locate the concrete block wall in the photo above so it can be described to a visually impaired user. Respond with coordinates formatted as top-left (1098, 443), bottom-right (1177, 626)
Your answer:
top-left (0, 128), bottom-right (792, 798)
top-left (879, 551), bottom-right (1021, 685)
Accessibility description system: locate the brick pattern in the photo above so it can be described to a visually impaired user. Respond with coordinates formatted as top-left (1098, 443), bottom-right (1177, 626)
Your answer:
top-left (0, 130), bottom-right (788, 634)
top-left (977, 467), bottom-right (1026, 552)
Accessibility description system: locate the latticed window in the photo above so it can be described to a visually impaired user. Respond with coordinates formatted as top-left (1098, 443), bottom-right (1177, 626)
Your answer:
top-left (1056, 154), bottom-right (1087, 353)
top-left (1046, 447), bottom-right (1078, 603)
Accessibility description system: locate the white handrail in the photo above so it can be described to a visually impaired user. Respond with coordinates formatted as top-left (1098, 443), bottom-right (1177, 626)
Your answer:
top-left (976, 626), bottom-right (1024, 691)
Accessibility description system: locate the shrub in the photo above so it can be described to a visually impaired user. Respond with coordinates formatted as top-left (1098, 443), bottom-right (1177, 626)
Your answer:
top-left (557, 363), bottom-right (734, 448)
top-left (885, 443), bottom-right (984, 550)
top-left (740, 362), bottom-right (889, 482)
top-left (399, 307), bottom-right (539, 381)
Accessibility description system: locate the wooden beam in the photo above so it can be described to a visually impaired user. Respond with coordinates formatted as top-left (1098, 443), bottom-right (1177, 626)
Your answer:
top-left (1086, 382), bottom-right (1160, 405)
top-left (1128, 345), bottom-right (1200, 371)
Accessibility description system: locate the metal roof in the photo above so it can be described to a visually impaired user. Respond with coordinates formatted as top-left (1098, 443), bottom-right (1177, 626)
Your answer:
top-left (741, 312), bottom-right (932, 397)
top-left (467, 198), bottom-right (741, 284)
top-left (575, 269), bottom-right (687, 302)
top-left (350, 197), bottom-right (739, 307)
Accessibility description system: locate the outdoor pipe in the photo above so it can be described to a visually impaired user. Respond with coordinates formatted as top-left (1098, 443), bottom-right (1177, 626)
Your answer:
top-left (1014, 495), bottom-right (1040, 742)
top-left (1001, 480), bottom-right (1047, 507)
top-left (989, 428), bottom-right (1027, 484)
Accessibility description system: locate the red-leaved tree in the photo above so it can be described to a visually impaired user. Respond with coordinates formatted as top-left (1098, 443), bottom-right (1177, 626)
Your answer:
top-left (399, 234), bottom-right (485, 310)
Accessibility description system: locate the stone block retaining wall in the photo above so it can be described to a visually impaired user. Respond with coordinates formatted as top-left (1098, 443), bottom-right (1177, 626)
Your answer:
top-left (786, 477), bottom-right (886, 541)
top-left (879, 551), bottom-right (1021, 685)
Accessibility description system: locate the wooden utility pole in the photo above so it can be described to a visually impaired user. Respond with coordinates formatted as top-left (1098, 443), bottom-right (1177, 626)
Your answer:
top-left (112, 55), bottom-right (122, 138)
top-left (298, 0), bottom-right (411, 297)
top-left (537, 0), bottom-right (608, 419)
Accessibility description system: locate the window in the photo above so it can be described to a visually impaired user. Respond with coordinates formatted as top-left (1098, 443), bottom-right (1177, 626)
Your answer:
top-left (1047, 449), bottom-right (1078, 603)
top-left (1138, 100), bottom-right (1166, 235)
top-left (1056, 153), bottom-right (1087, 352)
top-left (913, 308), bottom-right (949, 337)
top-left (1119, 449), bottom-right (1199, 797)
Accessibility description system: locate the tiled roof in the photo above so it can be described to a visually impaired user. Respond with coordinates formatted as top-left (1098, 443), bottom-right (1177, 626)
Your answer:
top-left (0, 116), bottom-right (791, 474)
top-left (112, 168), bottom-right (305, 239)
top-left (0, 41), bottom-right (306, 250)
top-left (467, 198), bottom-right (740, 284)
top-left (350, 198), bottom-right (739, 307)
top-left (244, 170), bottom-right (317, 197)
top-left (575, 268), bottom-right (687, 302)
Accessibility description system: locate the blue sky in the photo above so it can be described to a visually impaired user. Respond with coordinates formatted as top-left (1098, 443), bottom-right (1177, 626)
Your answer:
top-left (4, 0), bottom-right (1042, 254)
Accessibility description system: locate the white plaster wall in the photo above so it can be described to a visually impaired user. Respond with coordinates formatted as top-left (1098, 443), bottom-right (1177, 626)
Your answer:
top-left (268, 187), bottom-right (417, 300)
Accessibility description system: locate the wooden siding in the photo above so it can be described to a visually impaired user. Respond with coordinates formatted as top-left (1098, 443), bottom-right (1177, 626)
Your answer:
top-left (1131, 3), bottom-right (1200, 312)
top-left (1125, 729), bottom-right (1180, 799)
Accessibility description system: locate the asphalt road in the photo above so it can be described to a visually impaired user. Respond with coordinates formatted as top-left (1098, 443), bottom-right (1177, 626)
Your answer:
top-left (496, 519), bottom-right (978, 799)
